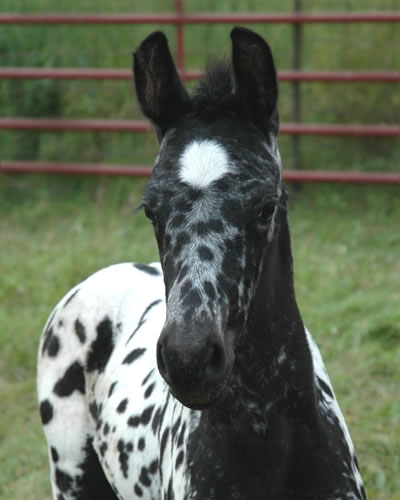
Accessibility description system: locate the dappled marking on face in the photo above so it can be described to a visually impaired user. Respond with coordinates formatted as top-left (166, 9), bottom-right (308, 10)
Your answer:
top-left (178, 140), bottom-right (232, 189)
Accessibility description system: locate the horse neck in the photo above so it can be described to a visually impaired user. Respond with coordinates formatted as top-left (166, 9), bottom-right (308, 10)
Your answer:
top-left (213, 212), bottom-right (318, 431)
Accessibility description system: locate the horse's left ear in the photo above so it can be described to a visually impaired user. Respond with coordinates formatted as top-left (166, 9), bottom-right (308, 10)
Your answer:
top-left (231, 27), bottom-right (279, 134)
top-left (133, 31), bottom-right (191, 139)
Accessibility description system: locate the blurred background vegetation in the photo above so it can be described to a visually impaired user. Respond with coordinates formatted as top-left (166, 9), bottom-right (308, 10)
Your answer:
top-left (0, 1), bottom-right (399, 499)
top-left (0, 0), bottom-right (399, 170)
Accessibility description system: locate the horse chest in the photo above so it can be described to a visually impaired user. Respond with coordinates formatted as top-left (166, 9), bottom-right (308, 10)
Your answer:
top-left (185, 413), bottom-right (295, 500)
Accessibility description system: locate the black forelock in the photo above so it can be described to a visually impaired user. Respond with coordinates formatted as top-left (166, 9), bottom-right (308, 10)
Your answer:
top-left (190, 59), bottom-right (237, 119)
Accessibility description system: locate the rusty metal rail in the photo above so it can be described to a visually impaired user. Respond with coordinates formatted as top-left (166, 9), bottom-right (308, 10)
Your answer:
top-left (1, 12), bottom-right (400, 24)
top-left (1, 118), bottom-right (399, 137)
top-left (1, 5), bottom-right (399, 183)
top-left (2, 160), bottom-right (399, 184)
top-left (1, 67), bottom-right (399, 82)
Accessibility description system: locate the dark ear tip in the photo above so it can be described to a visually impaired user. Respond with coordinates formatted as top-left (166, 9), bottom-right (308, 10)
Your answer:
top-left (231, 26), bottom-right (252, 39)
top-left (230, 26), bottom-right (274, 67)
top-left (134, 30), bottom-right (168, 57)
top-left (231, 26), bottom-right (264, 44)
top-left (230, 26), bottom-right (247, 44)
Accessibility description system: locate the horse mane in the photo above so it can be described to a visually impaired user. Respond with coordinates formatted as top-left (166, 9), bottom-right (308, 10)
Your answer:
top-left (191, 59), bottom-right (237, 119)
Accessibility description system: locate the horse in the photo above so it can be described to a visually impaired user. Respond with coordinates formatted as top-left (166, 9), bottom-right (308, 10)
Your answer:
top-left (37, 27), bottom-right (366, 499)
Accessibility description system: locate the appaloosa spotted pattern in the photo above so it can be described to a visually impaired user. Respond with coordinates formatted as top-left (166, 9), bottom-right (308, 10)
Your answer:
top-left (38, 28), bottom-right (366, 499)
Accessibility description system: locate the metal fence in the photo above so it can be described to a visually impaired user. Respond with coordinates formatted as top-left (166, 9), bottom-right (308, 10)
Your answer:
top-left (0, 1), bottom-right (399, 184)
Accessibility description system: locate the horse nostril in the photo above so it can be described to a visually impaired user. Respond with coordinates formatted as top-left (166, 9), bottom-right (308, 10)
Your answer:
top-left (204, 342), bottom-right (225, 383)
top-left (157, 342), bottom-right (168, 381)
top-left (157, 329), bottom-right (226, 393)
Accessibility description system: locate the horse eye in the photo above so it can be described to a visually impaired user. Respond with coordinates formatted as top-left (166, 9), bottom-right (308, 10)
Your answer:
top-left (144, 206), bottom-right (157, 226)
top-left (258, 203), bottom-right (276, 224)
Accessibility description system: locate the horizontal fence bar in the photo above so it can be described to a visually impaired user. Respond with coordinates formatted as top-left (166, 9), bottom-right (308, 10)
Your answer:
top-left (1, 160), bottom-right (399, 184)
top-left (278, 70), bottom-right (400, 83)
top-left (1, 67), bottom-right (400, 83)
top-left (283, 170), bottom-right (400, 184)
top-left (1, 118), bottom-right (399, 136)
top-left (1, 12), bottom-right (400, 25)
top-left (0, 161), bottom-right (153, 176)
top-left (282, 123), bottom-right (400, 137)
top-left (2, 10), bottom-right (398, 185)
top-left (0, 67), bottom-right (134, 80)
top-left (0, 118), bottom-right (151, 132)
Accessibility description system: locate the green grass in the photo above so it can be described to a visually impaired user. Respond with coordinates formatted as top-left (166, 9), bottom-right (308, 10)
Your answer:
top-left (0, 175), bottom-right (156, 500)
top-left (0, 176), bottom-right (399, 499)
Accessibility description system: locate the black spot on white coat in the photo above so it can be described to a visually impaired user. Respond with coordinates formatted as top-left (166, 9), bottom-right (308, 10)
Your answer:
top-left (42, 326), bottom-right (58, 356)
top-left (86, 317), bottom-right (114, 373)
top-left (133, 262), bottom-right (161, 276)
top-left (116, 398), bottom-right (129, 414)
top-left (123, 347), bottom-right (146, 365)
top-left (39, 399), bottom-right (53, 425)
top-left (53, 361), bottom-right (85, 397)
top-left (74, 318), bottom-right (86, 344)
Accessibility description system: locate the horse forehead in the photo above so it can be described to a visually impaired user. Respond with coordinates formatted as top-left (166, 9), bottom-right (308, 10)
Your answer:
top-left (149, 126), bottom-right (281, 211)
top-left (178, 139), bottom-right (232, 189)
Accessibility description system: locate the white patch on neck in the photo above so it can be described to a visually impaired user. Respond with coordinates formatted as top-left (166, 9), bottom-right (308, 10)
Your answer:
top-left (178, 140), bottom-right (231, 189)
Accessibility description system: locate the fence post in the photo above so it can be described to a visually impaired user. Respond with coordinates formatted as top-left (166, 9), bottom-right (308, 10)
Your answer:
top-left (176, 0), bottom-right (185, 72)
top-left (292, 0), bottom-right (303, 173)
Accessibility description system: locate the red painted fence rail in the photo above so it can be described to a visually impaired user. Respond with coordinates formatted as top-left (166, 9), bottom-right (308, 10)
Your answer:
top-left (1, 160), bottom-right (399, 185)
top-left (1, 67), bottom-right (399, 83)
top-left (0, 6), bottom-right (399, 184)
top-left (1, 12), bottom-right (400, 24)
top-left (0, 161), bottom-right (154, 177)
top-left (1, 118), bottom-right (399, 137)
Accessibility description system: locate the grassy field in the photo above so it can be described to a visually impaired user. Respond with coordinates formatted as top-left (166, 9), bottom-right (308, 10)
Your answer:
top-left (0, 176), bottom-right (399, 499)
top-left (0, 0), bottom-right (399, 498)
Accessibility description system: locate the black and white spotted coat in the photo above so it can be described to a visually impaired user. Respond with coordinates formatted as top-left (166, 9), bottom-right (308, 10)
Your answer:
top-left (38, 262), bottom-right (364, 499)
top-left (37, 27), bottom-right (366, 500)
top-left (38, 262), bottom-right (190, 499)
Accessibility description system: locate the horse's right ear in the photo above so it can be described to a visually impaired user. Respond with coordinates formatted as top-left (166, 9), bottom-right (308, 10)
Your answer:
top-left (231, 27), bottom-right (279, 134)
top-left (133, 31), bottom-right (191, 139)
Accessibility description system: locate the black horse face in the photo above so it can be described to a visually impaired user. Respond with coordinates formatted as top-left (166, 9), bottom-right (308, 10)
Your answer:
top-left (135, 28), bottom-right (283, 408)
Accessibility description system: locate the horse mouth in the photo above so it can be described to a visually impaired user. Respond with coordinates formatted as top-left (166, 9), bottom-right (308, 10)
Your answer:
top-left (170, 375), bottom-right (229, 410)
